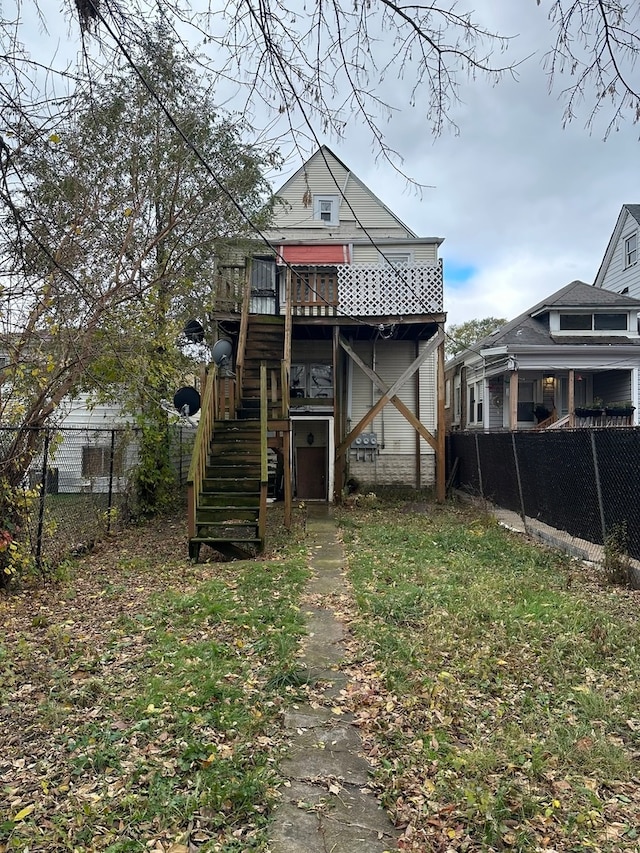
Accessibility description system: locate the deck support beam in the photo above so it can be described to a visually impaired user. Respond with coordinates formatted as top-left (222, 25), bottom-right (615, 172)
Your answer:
top-left (336, 330), bottom-right (446, 500)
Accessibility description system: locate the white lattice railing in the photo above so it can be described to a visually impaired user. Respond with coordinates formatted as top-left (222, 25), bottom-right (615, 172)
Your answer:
top-left (287, 260), bottom-right (444, 317)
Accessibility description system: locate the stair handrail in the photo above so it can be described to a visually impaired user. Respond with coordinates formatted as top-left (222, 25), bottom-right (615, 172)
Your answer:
top-left (187, 364), bottom-right (218, 541)
top-left (235, 260), bottom-right (252, 412)
top-left (259, 360), bottom-right (268, 548)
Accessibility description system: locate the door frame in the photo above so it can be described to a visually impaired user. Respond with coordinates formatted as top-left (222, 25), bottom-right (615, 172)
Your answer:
top-left (291, 416), bottom-right (334, 502)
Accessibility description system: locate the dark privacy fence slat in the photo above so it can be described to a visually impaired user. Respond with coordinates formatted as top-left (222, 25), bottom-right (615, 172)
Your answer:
top-left (449, 428), bottom-right (640, 561)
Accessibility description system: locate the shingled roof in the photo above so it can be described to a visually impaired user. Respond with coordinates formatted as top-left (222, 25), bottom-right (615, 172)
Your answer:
top-left (470, 280), bottom-right (640, 352)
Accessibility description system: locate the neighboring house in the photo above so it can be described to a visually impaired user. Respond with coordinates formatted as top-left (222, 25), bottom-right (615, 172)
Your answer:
top-left (13, 394), bottom-right (137, 495)
top-left (445, 281), bottom-right (640, 432)
top-left (46, 395), bottom-right (135, 494)
top-left (594, 204), bottom-right (640, 297)
top-left (199, 144), bottom-right (447, 542)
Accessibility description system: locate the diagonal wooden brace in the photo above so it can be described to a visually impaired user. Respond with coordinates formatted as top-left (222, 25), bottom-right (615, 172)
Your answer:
top-left (337, 328), bottom-right (444, 458)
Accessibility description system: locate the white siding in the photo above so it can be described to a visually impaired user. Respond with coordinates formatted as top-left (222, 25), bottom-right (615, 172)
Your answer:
top-left (348, 339), bottom-right (437, 486)
top-left (599, 210), bottom-right (640, 297)
top-left (57, 395), bottom-right (128, 429)
top-left (351, 243), bottom-right (438, 264)
top-left (269, 149), bottom-right (414, 239)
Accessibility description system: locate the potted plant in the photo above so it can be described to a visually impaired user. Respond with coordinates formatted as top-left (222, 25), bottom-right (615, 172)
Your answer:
top-left (605, 400), bottom-right (636, 417)
top-left (534, 404), bottom-right (551, 423)
top-left (575, 399), bottom-right (604, 418)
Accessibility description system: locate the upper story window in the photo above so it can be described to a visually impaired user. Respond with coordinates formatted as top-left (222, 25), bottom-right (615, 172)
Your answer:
top-left (380, 252), bottom-right (412, 267)
top-left (559, 313), bottom-right (628, 332)
top-left (313, 194), bottom-right (339, 225)
top-left (625, 232), bottom-right (637, 268)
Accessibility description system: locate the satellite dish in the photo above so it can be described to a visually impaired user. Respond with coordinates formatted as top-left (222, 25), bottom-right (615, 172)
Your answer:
top-left (173, 386), bottom-right (201, 416)
top-left (184, 319), bottom-right (205, 343)
top-left (211, 339), bottom-right (233, 370)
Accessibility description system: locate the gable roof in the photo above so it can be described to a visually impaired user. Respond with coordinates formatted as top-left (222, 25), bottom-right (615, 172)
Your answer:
top-left (273, 145), bottom-right (420, 237)
top-left (452, 281), bottom-right (640, 362)
top-left (594, 204), bottom-right (640, 288)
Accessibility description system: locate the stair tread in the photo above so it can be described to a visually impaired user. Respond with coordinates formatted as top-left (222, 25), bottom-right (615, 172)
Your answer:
top-left (190, 536), bottom-right (262, 544)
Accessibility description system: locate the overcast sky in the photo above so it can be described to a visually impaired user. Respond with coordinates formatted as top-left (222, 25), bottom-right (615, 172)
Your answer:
top-left (14, 1), bottom-right (640, 327)
top-left (254, 2), bottom-right (640, 327)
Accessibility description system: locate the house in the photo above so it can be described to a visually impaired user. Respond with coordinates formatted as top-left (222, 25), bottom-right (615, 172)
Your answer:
top-left (188, 146), bottom-right (447, 557)
top-left (445, 281), bottom-right (640, 432)
top-left (594, 204), bottom-right (640, 296)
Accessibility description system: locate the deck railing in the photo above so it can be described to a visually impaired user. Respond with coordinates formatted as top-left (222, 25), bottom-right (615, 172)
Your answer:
top-left (212, 260), bottom-right (444, 318)
top-left (288, 261), bottom-right (444, 316)
top-left (259, 362), bottom-right (268, 549)
top-left (187, 366), bottom-right (236, 542)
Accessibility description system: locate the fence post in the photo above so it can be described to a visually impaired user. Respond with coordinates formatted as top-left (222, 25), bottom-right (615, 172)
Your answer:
top-left (474, 433), bottom-right (484, 498)
top-left (590, 431), bottom-right (607, 545)
top-left (35, 428), bottom-right (50, 572)
top-left (107, 429), bottom-right (115, 534)
top-left (511, 432), bottom-right (527, 529)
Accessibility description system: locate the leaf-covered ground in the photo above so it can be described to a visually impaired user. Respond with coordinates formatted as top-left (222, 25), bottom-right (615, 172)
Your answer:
top-left (335, 497), bottom-right (640, 852)
top-left (2, 496), bottom-right (640, 852)
top-left (0, 509), bottom-right (310, 853)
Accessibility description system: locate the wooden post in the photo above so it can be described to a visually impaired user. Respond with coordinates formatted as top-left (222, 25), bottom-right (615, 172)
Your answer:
top-left (568, 368), bottom-right (575, 427)
top-left (235, 259), bottom-right (252, 412)
top-left (415, 339), bottom-right (421, 490)
top-left (259, 362), bottom-right (268, 547)
top-left (333, 325), bottom-right (344, 502)
top-left (436, 336), bottom-right (446, 503)
top-left (509, 371), bottom-right (519, 430)
top-left (283, 428), bottom-right (292, 528)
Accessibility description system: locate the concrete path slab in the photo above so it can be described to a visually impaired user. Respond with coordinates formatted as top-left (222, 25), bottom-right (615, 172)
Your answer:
top-left (267, 506), bottom-right (400, 853)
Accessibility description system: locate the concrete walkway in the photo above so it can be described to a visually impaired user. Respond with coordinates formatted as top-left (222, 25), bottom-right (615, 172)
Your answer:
top-left (267, 505), bottom-right (400, 853)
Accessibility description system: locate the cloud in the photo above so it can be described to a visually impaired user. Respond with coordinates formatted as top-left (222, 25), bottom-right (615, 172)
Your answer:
top-left (316, 2), bottom-right (640, 326)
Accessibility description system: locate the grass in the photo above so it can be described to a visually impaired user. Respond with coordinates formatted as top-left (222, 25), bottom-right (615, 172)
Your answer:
top-left (337, 497), bottom-right (640, 851)
top-left (0, 506), bottom-right (309, 852)
top-left (4, 495), bottom-right (640, 852)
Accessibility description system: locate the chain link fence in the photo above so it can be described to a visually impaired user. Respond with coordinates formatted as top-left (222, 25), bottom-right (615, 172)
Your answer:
top-left (1, 424), bottom-right (195, 570)
top-left (448, 428), bottom-right (640, 565)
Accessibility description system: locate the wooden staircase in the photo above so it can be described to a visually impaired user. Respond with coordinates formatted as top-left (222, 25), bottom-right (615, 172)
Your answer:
top-left (238, 315), bottom-right (285, 420)
top-left (187, 314), bottom-right (290, 561)
top-left (189, 419), bottom-right (263, 560)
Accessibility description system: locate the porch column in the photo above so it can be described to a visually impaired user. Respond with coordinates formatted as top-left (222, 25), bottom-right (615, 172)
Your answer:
top-left (436, 337), bottom-right (446, 503)
top-left (333, 325), bottom-right (344, 502)
top-left (568, 369), bottom-right (575, 427)
top-left (509, 370), bottom-right (519, 430)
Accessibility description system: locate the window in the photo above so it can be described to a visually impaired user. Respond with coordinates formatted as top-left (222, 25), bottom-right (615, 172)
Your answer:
top-left (468, 380), bottom-right (484, 425)
top-left (82, 445), bottom-right (123, 478)
top-left (559, 314), bottom-right (592, 331)
top-left (453, 376), bottom-right (461, 422)
top-left (290, 363), bottom-right (333, 400)
top-left (517, 381), bottom-right (535, 422)
top-left (594, 313), bottom-right (627, 330)
top-left (445, 378), bottom-right (451, 408)
top-left (313, 195), bottom-right (339, 225)
top-left (559, 313), bottom-right (628, 331)
top-left (625, 233), bottom-right (637, 268)
top-left (381, 252), bottom-right (412, 267)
